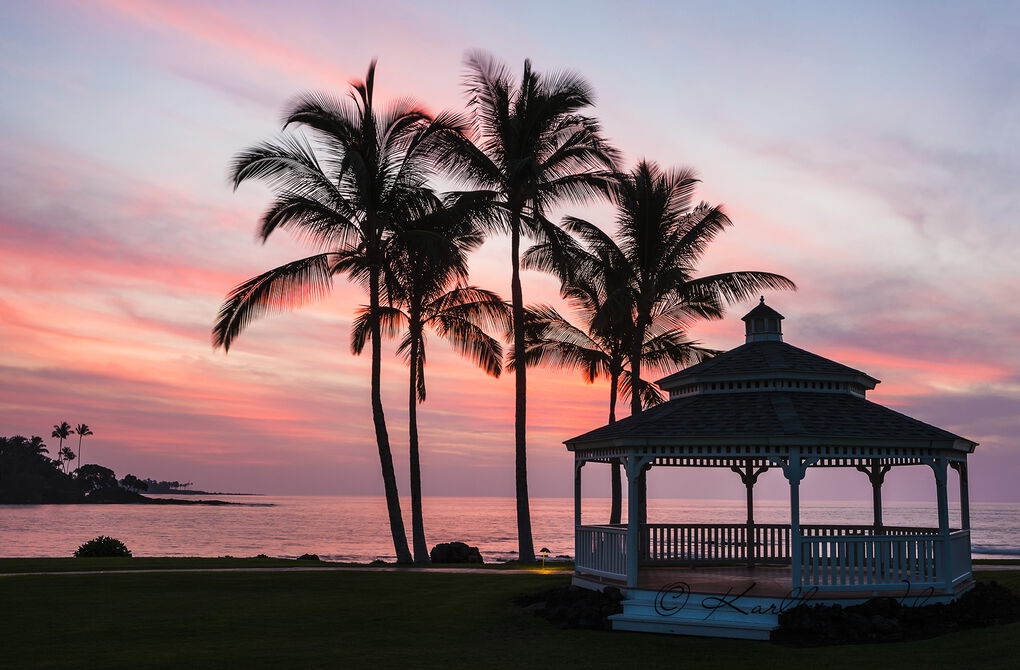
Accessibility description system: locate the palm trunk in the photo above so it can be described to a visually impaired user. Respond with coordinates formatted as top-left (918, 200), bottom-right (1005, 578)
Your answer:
top-left (630, 314), bottom-right (647, 417)
top-left (608, 371), bottom-right (622, 525)
top-left (407, 322), bottom-right (430, 563)
top-left (510, 215), bottom-right (535, 564)
top-left (77, 435), bottom-right (83, 471)
top-left (369, 265), bottom-right (412, 564)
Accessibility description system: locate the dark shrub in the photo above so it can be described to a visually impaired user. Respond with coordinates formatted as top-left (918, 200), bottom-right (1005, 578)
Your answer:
top-left (74, 536), bottom-right (132, 558)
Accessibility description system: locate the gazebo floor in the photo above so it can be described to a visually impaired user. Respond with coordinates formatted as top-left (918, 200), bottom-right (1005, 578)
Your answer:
top-left (638, 565), bottom-right (794, 598)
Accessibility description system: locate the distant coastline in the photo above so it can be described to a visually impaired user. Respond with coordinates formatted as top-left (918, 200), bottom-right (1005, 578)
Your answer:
top-left (0, 435), bottom-right (266, 505)
top-left (153, 489), bottom-right (262, 496)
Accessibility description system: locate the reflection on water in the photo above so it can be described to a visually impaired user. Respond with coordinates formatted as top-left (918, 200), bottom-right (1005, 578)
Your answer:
top-left (2, 496), bottom-right (1017, 562)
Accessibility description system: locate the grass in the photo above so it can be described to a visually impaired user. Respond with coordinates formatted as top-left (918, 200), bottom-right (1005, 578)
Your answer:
top-left (0, 556), bottom-right (574, 573)
top-left (1, 564), bottom-right (1017, 669)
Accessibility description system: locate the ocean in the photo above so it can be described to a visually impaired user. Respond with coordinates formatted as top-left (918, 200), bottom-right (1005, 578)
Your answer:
top-left (1, 496), bottom-right (1018, 562)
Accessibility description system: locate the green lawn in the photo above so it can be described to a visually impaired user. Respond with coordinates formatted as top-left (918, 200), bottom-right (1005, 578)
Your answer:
top-left (1, 567), bottom-right (1017, 669)
top-left (0, 556), bottom-right (574, 573)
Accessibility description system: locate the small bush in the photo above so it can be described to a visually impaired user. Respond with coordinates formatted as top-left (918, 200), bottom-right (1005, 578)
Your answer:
top-left (74, 536), bottom-right (132, 558)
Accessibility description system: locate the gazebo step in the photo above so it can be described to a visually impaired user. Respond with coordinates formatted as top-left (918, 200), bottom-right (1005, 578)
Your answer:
top-left (612, 590), bottom-right (782, 639)
top-left (620, 591), bottom-right (784, 622)
top-left (610, 612), bottom-right (776, 640)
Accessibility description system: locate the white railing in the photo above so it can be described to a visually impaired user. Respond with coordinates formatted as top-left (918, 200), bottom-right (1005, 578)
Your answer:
top-left (642, 523), bottom-right (791, 564)
top-left (801, 525), bottom-right (940, 537)
top-left (799, 534), bottom-right (950, 591)
top-left (576, 524), bottom-right (972, 591)
top-left (639, 524), bottom-right (945, 566)
top-left (948, 530), bottom-right (972, 586)
top-left (576, 525), bottom-right (627, 579)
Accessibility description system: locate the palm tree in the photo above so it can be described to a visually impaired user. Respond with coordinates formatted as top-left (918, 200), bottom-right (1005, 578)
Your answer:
top-left (59, 446), bottom-right (76, 471)
top-left (351, 210), bottom-right (510, 562)
top-left (212, 61), bottom-right (465, 563)
top-left (440, 52), bottom-right (618, 562)
top-left (598, 161), bottom-right (797, 417)
top-left (520, 232), bottom-right (718, 521)
top-left (27, 436), bottom-right (49, 456)
top-left (74, 424), bottom-right (93, 469)
top-left (51, 422), bottom-right (72, 472)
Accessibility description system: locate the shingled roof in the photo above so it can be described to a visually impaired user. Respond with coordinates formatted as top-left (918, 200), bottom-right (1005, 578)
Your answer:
top-left (565, 391), bottom-right (974, 450)
top-left (656, 340), bottom-right (880, 388)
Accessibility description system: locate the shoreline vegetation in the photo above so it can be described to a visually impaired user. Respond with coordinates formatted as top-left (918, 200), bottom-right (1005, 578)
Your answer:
top-left (1, 566), bottom-right (1017, 669)
top-left (0, 434), bottom-right (259, 506)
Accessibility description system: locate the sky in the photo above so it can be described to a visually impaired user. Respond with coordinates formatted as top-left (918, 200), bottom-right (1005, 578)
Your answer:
top-left (1, 0), bottom-right (1018, 504)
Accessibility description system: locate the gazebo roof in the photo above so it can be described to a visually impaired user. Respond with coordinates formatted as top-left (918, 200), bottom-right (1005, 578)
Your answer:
top-left (656, 340), bottom-right (880, 389)
top-left (565, 301), bottom-right (977, 454)
top-left (565, 391), bottom-right (976, 451)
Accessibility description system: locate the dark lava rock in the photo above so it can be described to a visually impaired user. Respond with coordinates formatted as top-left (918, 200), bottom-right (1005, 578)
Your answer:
top-left (297, 553), bottom-right (320, 561)
top-left (429, 541), bottom-right (483, 564)
top-left (86, 486), bottom-right (148, 503)
top-left (515, 585), bottom-right (624, 630)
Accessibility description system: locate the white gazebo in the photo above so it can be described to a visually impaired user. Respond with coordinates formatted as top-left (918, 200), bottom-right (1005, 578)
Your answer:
top-left (566, 300), bottom-right (977, 639)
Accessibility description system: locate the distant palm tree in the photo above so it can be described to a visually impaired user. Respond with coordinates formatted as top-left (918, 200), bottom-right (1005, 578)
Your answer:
top-left (212, 61), bottom-right (466, 563)
top-left (28, 436), bottom-right (49, 456)
top-left (59, 446), bottom-right (76, 471)
top-left (440, 52), bottom-right (618, 562)
top-left (73, 424), bottom-right (92, 469)
top-left (593, 161), bottom-right (797, 417)
top-left (352, 210), bottom-right (510, 562)
top-left (51, 422), bottom-right (72, 472)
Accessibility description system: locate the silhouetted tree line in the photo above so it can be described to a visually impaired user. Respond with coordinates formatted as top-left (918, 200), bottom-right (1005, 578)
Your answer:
top-left (0, 434), bottom-right (175, 504)
top-left (139, 479), bottom-right (195, 494)
top-left (214, 54), bottom-right (795, 564)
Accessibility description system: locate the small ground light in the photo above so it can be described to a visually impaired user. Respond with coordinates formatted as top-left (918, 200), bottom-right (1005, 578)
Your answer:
top-left (540, 547), bottom-right (550, 568)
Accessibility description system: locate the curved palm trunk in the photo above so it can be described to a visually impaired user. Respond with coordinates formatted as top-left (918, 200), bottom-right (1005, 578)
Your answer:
top-left (608, 371), bottom-right (622, 525)
top-left (77, 435), bottom-right (83, 470)
top-left (369, 266), bottom-right (412, 564)
top-left (510, 216), bottom-right (536, 564)
top-left (407, 322), bottom-right (430, 563)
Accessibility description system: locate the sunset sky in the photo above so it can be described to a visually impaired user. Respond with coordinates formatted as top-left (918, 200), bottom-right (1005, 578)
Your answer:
top-left (1, 1), bottom-right (1018, 504)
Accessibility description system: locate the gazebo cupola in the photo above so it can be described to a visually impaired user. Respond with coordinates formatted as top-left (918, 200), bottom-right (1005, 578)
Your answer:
top-left (742, 296), bottom-right (784, 342)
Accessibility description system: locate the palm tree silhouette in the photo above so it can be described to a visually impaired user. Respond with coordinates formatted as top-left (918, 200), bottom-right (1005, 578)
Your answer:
top-left (74, 424), bottom-right (92, 470)
top-left (352, 208), bottom-right (510, 562)
top-left (440, 52), bottom-right (618, 562)
top-left (213, 61), bottom-right (465, 563)
top-left (28, 436), bottom-right (49, 456)
top-left (598, 161), bottom-right (796, 417)
top-left (520, 231), bottom-right (718, 521)
top-left (51, 422), bottom-right (72, 472)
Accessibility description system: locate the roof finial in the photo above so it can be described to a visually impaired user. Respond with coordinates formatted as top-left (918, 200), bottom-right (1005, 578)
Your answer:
top-left (760, 296), bottom-right (765, 304)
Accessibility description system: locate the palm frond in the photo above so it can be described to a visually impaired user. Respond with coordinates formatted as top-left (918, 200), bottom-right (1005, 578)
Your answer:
top-left (213, 254), bottom-right (338, 351)
top-left (350, 305), bottom-right (408, 355)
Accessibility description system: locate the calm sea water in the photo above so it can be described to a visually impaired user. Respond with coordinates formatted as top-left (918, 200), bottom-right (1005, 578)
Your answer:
top-left (1, 496), bottom-right (1017, 562)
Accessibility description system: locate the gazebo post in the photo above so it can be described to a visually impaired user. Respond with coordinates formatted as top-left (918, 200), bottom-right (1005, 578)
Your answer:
top-left (574, 460), bottom-right (584, 528)
top-left (624, 455), bottom-right (650, 589)
top-left (950, 461), bottom-right (971, 530)
top-left (930, 457), bottom-right (952, 592)
top-left (731, 463), bottom-right (769, 567)
top-left (856, 460), bottom-right (891, 529)
top-left (779, 450), bottom-right (813, 590)
top-left (610, 459), bottom-right (622, 525)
